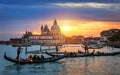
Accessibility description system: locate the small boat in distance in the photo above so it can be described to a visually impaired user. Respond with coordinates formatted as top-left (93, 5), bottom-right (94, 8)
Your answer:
top-left (4, 52), bottom-right (65, 64)
top-left (11, 43), bottom-right (31, 47)
top-left (10, 38), bottom-right (31, 47)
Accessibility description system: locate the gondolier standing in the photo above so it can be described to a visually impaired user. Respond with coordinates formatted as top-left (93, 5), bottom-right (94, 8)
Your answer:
top-left (84, 44), bottom-right (89, 54)
top-left (56, 46), bottom-right (59, 56)
top-left (16, 46), bottom-right (22, 59)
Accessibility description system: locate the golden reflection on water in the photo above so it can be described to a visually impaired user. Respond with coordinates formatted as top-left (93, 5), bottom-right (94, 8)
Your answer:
top-left (59, 57), bottom-right (116, 75)
top-left (58, 45), bottom-right (120, 75)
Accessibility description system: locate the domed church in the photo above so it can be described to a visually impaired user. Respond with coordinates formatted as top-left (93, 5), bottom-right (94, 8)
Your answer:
top-left (28, 19), bottom-right (65, 45)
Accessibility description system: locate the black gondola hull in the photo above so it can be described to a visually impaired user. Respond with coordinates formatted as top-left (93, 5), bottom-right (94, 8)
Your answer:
top-left (46, 51), bottom-right (120, 58)
top-left (4, 52), bottom-right (65, 64)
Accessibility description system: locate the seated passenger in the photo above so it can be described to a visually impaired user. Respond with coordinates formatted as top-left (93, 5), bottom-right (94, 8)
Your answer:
top-left (78, 49), bottom-right (81, 53)
top-left (26, 55), bottom-right (32, 61)
top-left (41, 55), bottom-right (44, 60)
top-left (33, 55), bottom-right (37, 61)
top-left (64, 50), bottom-right (67, 54)
top-left (94, 51), bottom-right (100, 55)
top-left (97, 51), bottom-right (100, 54)
top-left (37, 56), bottom-right (41, 60)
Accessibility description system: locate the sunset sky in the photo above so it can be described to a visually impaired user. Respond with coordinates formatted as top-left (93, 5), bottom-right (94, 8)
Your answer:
top-left (0, 0), bottom-right (120, 40)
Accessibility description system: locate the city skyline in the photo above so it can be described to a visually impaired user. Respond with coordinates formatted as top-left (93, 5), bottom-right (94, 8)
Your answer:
top-left (0, 0), bottom-right (120, 40)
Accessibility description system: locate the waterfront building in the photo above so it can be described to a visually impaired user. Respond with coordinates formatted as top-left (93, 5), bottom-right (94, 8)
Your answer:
top-left (27, 19), bottom-right (65, 45)
top-left (100, 29), bottom-right (120, 42)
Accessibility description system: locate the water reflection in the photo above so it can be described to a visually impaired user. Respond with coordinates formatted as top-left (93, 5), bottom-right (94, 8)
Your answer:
top-left (3, 61), bottom-right (66, 75)
top-left (4, 64), bottom-right (22, 75)
top-left (1, 45), bottom-right (120, 75)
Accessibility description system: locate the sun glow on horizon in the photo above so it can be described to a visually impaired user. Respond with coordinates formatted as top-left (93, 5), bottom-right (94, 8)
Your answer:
top-left (26, 19), bottom-right (120, 37)
top-left (61, 25), bottom-right (72, 32)
top-left (58, 20), bottom-right (120, 37)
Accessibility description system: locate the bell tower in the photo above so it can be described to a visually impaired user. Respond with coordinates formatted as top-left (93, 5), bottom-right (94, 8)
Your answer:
top-left (41, 25), bottom-right (44, 35)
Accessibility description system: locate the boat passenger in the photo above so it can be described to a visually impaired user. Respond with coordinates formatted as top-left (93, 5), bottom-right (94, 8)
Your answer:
top-left (41, 55), bottom-right (44, 60)
top-left (65, 50), bottom-right (67, 53)
top-left (37, 56), bottom-right (41, 60)
top-left (73, 52), bottom-right (76, 56)
top-left (26, 55), bottom-right (32, 61)
top-left (97, 51), bottom-right (100, 54)
top-left (94, 51), bottom-right (100, 55)
top-left (33, 55), bottom-right (37, 61)
top-left (78, 50), bottom-right (83, 54)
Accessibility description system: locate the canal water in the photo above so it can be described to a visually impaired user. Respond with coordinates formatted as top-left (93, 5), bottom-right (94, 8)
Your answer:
top-left (0, 44), bottom-right (120, 75)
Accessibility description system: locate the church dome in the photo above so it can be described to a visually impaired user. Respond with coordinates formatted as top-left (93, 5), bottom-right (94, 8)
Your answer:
top-left (51, 24), bottom-right (60, 30)
top-left (51, 20), bottom-right (60, 30)
top-left (51, 19), bottom-right (60, 31)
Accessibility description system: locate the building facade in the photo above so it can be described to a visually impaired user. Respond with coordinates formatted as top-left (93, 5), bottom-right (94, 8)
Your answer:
top-left (27, 19), bottom-right (65, 45)
top-left (65, 36), bottom-right (84, 44)
top-left (100, 29), bottom-right (120, 42)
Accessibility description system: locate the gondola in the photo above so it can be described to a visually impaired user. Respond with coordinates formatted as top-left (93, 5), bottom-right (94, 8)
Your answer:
top-left (93, 51), bottom-right (120, 56)
top-left (45, 51), bottom-right (93, 58)
top-left (4, 52), bottom-right (65, 64)
top-left (46, 51), bottom-right (120, 58)
top-left (45, 51), bottom-right (56, 57)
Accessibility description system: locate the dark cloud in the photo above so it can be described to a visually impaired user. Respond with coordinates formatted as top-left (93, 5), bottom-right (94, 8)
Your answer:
top-left (0, 0), bottom-right (120, 22)
top-left (0, 5), bottom-right (58, 21)
top-left (72, 8), bottom-right (120, 21)
top-left (0, 0), bottom-right (120, 5)
top-left (0, 3), bottom-right (120, 22)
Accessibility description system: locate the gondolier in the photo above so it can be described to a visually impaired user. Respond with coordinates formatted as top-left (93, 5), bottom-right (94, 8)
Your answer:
top-left (16, 46), bottom-right (22, 59)
top-left (56, 46), bottom-right (59, 56)
top-left (84, 44), bottom-right (89, 54)
top-left (56, 46), bottom-right (59, 53)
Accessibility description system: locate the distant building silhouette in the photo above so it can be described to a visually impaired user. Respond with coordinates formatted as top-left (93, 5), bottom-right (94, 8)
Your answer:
top-left (25, 19), bottom-right (65, 45)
